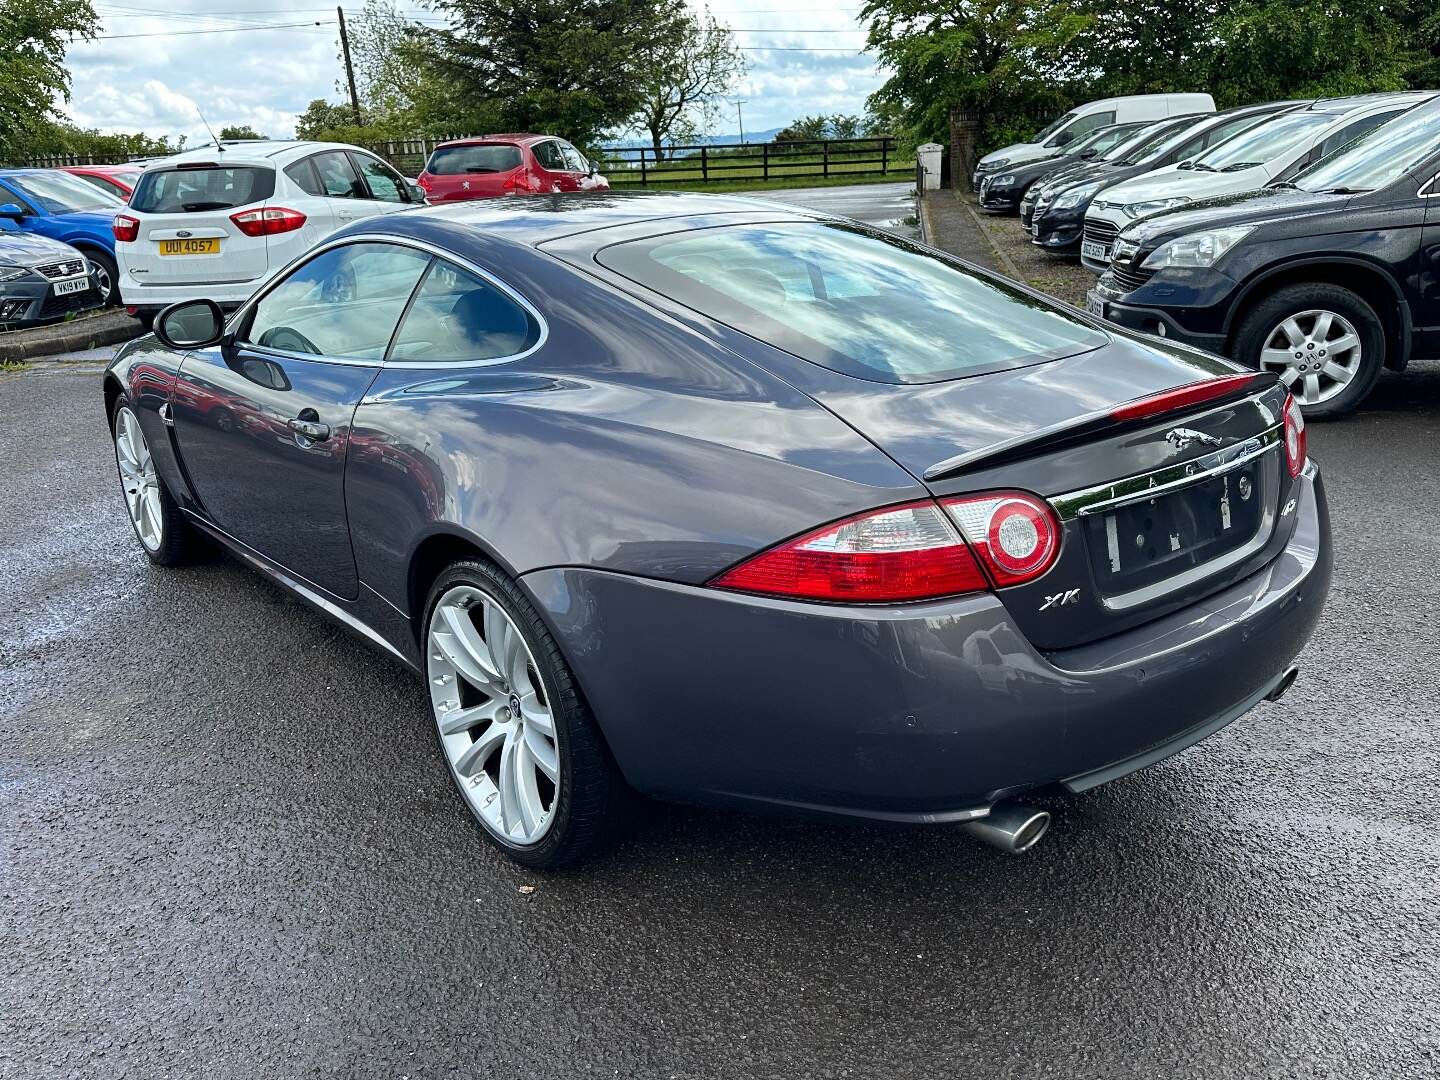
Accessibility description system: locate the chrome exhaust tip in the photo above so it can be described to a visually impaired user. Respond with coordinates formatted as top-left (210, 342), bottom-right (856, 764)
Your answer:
top-left (1266, 665), bottom-right (1300, 703)
top-left (959, 801), bottom-right (1051, 854)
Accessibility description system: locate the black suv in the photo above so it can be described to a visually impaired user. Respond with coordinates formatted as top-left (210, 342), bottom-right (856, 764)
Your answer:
top-left (1087, 97), bottom-right (1440, 417)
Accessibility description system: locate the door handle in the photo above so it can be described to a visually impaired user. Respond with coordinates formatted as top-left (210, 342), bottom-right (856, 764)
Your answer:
top-left (288, 409), bottom-right (330, 441)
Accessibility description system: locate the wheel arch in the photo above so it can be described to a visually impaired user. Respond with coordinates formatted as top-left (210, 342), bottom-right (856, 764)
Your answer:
top-left (405, 526), bottom-right (523, 642)
top-left (1225, 257), bottom-right (1412, 372)
top-left (102, 372), bottom-right (125, 426)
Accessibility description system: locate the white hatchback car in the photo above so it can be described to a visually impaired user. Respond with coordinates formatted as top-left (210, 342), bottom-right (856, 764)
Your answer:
top-left (114, 141), bottom-right (422, 325)
top-left (1079, 92), bottom-right (1434, 272)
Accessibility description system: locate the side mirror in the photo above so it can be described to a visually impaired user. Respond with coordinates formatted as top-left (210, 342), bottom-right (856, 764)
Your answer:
top-left (587, 160), bottom-right (598, 178)
top-left (1052, 130), bottom-right (1074, 147)
top-left (1079, 148), bottom-right (1098, 159)
top-left (0, 202), bottom-right (25, 219)
top-left (155, 299), bottom-right (226, 349)
top-left (406, 179), bottom-right (426, 204)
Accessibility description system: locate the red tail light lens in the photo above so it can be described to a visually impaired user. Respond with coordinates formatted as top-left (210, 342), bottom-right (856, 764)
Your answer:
top-left (1282, 392), bottom-right (1306, 478)
top-left (112, 214), bottom-right (139, 242)
top-left (710, 500), bottom-right (988, 603)
top-left (416, 173), bottom-right (433, 192)
top-left (502, 168), bottom-right (539, 195)
top-left (229, 206), bottom-right (307, 237)
top-left (1111, 372), bottom-right (1260, 422)
top-left (943, 491), bottom-right (1061, 587)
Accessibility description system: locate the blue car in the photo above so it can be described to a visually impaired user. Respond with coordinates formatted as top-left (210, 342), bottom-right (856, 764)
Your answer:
top-left (0, 169), bottom-right (125, 306)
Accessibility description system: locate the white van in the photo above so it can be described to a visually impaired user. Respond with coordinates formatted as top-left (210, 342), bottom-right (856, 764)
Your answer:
top-left (972, 94), bottom-right (1216, 189)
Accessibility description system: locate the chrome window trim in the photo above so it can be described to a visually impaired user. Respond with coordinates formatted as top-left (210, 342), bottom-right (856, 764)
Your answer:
top-left (1050, 424), bottom-right (1283, 521)
top-left (221, 232), bottom-right (549, 370)
top-left (1420, 172), bottom-right (1440, 198)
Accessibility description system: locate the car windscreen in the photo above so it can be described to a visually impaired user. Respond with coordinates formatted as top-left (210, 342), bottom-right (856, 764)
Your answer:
top-left (427, 144), bottom-right (524, 175)
top-left (1293, 102), bottom-right (1437, 193)
top-left (6, 171), bottom-right (123, 213)
top-left (1098, 121), bottom-right (1171, 163)
top-left (1082, 124), bottom-right (1143, 156)
top-left (129, 166), bottom-right (276, 213)
top-left (1031, 112), bottom-right (1076, 142)
top-left (1193, 112), bottom-right (1331, 170)
top-left (598, 223), bottom-right (1108, 384)
top-left (1126, 117), bottom-right (1217, 165)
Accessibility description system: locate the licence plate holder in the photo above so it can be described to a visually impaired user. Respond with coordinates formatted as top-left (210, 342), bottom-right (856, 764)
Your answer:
top-left (159, 238), bottom-right (220, 256)
top-left (1081, 239), bottom-right (1110, 261)
top-left (1085, 289), bottom-right (1106, 318)
top-left (52, 277), bottom-right (88, 296)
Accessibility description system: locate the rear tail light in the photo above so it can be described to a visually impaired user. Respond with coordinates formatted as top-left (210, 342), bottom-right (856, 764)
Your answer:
top-left (1111, 372), bottom-right (1261, 422)
top-left (502, 168), bottom-right (538, 195)
top-left (229, 206), bottom-right (307, 237)
top-left (943, 491), bottom-right (1062, 587)
top-left (710, 500), bottom-right (988, 603)
top-left (1282, 392), bottom-right (1307, 478)
top-left (416, 173), bottom-right (433, 192)
top-left (112, 214), bottom-right (139, 242)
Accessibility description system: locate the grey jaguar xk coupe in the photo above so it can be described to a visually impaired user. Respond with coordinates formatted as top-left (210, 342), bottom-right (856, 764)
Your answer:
top-left (103, 191), bottom-right (1331, 866)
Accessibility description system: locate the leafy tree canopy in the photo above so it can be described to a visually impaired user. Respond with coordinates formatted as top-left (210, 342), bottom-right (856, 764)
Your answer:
top-left (0, 0), bottom-right (97, 162)
top-left (218, 124), bottom-right (267, 140)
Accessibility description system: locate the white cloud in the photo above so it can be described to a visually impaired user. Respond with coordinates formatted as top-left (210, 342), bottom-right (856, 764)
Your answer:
top-left (61, 0), bottom-right (884, 144)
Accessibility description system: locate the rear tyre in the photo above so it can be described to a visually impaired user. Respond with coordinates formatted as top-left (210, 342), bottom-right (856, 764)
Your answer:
top-left (1232, 283), bottom-right (1385, 418)
top-left (424, 559), bottom-right (625, 868)
top-left (110, 396), bottom-right (199, 565)
top-left (88, 250), bottom-right (119, 307)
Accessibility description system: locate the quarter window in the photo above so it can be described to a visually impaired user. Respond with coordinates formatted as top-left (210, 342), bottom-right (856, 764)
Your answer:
top-left (389, 259), bottom-right (540, 363)
top-left (285, 158), bottom-right (325, 196)
top-left (312, 151), bottom-right (367, 199)
top-left (1318, 111), bottom-right (1401, 158)
top-left (244, 242), bottom-right (430, 360)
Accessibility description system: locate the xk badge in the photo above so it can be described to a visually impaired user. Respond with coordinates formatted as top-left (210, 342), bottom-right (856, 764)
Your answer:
top-left (1040, 588), bottom-right (1080, 611)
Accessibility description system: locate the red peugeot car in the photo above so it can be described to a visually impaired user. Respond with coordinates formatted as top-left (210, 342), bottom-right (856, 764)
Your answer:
top-left (416, 134), bottom-right (610, 202)
top-left (62, 164), bottom-right (145, 200)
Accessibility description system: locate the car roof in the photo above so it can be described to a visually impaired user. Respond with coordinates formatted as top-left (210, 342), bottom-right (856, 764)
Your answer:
top-left (64, 164), bottom-right (141, 174)
top-left (435, 134), bottom-right (559, 148)
top-left (365, 190), bottom-right (824, 247)
top-left (1305, 91), bottom-right (1435, 114)
top-left (150, 140), bottom-right (373, 167)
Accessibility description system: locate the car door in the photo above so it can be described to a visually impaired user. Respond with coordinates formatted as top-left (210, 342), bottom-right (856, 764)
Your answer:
top-left (1419, 163), bottom-right (1440, 357)
top-left (170, 240), bottom-right (431, 598)
top-left (348, 152), bottom-right (417, 217)
top-left (529, 140), bottom-right (573, 192)
top-left (310, 150), bottom-right (373, 229)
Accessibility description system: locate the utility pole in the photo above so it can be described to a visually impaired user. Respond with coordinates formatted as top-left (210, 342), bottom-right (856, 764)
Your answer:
top-left (734, 100), bottom-right (748, 145)
top-left (338, 6), bottom-right (362, 125)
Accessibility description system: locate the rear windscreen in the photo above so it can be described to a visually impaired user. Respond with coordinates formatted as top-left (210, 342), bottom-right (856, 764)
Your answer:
top-left (130, 166), bottom-right (276, 213)
top-left (427, 144), bottom-right (524, 175)
top-left (598, 223), bottom-right (1108, 384)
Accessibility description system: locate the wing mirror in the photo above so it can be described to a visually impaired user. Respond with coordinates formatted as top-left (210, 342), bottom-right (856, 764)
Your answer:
top-left (0, 202), bottom-right (25, 219)
top-left (154, 299), bottom-right (226, 349)
top-left (587, 160), bottom-right (598, 178)
top-left (406, 179), bottom-right (426, 204)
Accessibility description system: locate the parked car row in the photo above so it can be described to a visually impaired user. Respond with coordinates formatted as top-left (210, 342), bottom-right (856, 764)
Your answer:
top-left (978, 90), bottom-right (1440, 416)
top-left (0, 133), bottom-right (608, 332)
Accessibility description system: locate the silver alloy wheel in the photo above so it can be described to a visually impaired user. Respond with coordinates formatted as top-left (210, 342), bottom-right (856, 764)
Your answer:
top-left (114, 406), bottom-right (163, 551)
top-left (93, 262), bottom-right (112, 304)
top-left (1258, 308), bottom-right (1362, 405)
top-left (427, 585), bottom-right (560, 846)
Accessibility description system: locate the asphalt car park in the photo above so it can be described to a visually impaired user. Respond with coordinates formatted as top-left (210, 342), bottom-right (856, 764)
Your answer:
top-left (3, 338), bottom-right (1438, 1075)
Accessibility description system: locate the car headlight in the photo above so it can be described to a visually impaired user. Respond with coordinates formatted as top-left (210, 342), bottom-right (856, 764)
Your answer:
top-left (1051, 184), bottom-right (1102, 211)
top-left (1141, 225), bottom-right (1256, 270)
top-left (990, 174), bottom-right (1016, 187)
top-left (978, 158), bottom-right (1009, 171)
top-left (0, 265), bottom-right (30, 282)
top-left (1121, 197), bottom-right (1191, 219)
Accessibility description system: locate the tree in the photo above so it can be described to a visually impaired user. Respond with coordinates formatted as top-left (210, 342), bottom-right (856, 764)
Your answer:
top-left (348, 0), bottom-right (422, 116)
top-left (861, 0), bottom-right (1092, 185)
top-left (633, 10), bottom-right (745, 159)
top-left (218, 124), bottom-right (267, 140)
top-left (295, 99), bottom-right (357, 140)
top-left (421, 0), bottom-right (691, 147)
top-left (0, 0), bottom-right (97, 162)
top-left (773, 115), bottom-right (832, 144)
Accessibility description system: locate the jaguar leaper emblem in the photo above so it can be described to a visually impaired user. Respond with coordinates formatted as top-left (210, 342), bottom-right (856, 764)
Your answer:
top-left (1165, 427), bottom-right (1223, 450)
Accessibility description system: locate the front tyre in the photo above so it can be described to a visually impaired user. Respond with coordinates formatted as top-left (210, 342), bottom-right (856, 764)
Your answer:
top-left (1233, 283), bottom-right (1384, 418)
top-left (111, 398), bottom-right (198, 565)
top-left (89, 250), bottom-right (120, 307)
top-left (424, 560), bottom-right (624, 868)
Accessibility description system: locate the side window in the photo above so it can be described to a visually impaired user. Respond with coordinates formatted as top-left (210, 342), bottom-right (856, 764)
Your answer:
top-left (1319, 112), bottom-right (1399, 158)
top-left (1049, 111), bottom-right (1113, 147)
top-left (389, 258), bottom-right (540, 363)
top-left (244, 243), bottom-right (430, 360)
top-left (285, 158), bottom-right (324, 196)
top-left (532, 141), bottom-right (567, 170)
top-left (352, 154), bottom-right (409, 203)
top-left (312, 151), bottom-right (367, 199)
top-left (559, 143), bottom-right (588, 173)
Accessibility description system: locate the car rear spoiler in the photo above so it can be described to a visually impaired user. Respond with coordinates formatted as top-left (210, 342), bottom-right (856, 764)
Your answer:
top-left (922, 372), bottom-right (1278, 482)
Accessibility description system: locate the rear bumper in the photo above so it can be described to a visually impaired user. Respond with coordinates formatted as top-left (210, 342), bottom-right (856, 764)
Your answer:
top-left (524, 466), bottom-right (1331, 823)
top-left (118, 277), bottom-right (262, 311)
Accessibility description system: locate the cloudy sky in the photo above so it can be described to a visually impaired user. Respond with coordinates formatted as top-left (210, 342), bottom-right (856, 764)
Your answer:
top-left (64, 1), bottom-right (885, 144)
